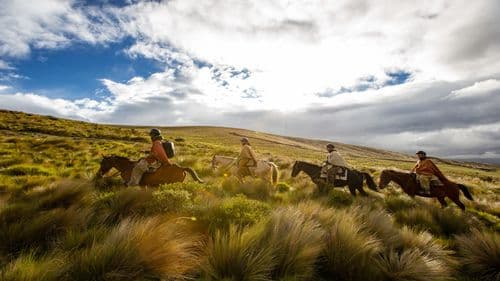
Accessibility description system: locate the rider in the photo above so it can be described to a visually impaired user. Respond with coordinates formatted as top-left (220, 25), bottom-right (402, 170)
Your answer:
top-left (410, 151), bottom-right (446, 194)
top-left (320, 143), bottom-right (348, 183)
top-left (127, 128), bottom-right (172, 186)
top-left (237, 137), bottom-right (258, 180)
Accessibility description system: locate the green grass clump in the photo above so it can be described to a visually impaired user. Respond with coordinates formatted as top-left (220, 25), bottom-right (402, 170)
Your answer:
top-left (202, 195), bottom-right (270, 231)
top-left (394, 208), bottom-right (441, 235)
top-left (1, 165), bottom-right (52, 176)
top-left (455, 229), bottom-right (500, 281)
top-left (147, 189), bottom-right (192, 214)
top-left (222, 177), bottom-right (274, 200)
top-left (92, 187), bottom-right (152, 225)
top-left (327, 189), bottom-right (354, 207)
top-left (384, 195), bottom-right (418, 213)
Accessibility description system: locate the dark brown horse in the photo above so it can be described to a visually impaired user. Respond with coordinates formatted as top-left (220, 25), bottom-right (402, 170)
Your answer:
top-left (291, 161), bottom-right (377, 196)
top-left (96, 155), bottom-right (203, 186)
top-left (378, 169), bottom-right (473, 210)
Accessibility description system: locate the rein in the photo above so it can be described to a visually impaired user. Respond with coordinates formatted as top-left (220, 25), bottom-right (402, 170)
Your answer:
top-left (216, 157), bottom-right (237, 172)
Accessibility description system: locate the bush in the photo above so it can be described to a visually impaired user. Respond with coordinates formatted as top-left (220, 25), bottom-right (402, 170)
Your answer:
top-left (384, 195), bottom-right (417, 213)
top-left (455, 229), bottom-right (500, 281)
top-left (201, 195), bottom-right (270, 231)
top-left (327, 189), bottom-right (353, 207)
top-left (146, 189), bottom-right (192, 214)
top-left (1, 165), bottom-right (52, 176)
top-left (222, 178), bottom-right (274, 200)
top-left (203, 226), bottom-right (274, 281)
top-left (276, 182), bottom-right (291, 193)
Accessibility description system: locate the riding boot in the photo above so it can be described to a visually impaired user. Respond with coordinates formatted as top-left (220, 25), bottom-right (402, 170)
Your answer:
top-left (128, 159), bottom-right (148, 186)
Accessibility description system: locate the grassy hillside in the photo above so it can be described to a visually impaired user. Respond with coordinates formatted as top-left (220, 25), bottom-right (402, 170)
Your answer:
top-left (0, 109), bottom-right (499, 281)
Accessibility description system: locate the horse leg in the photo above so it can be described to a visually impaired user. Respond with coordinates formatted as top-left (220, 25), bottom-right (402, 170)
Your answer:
top-left (437, 196), bottom-right (448, 208)
top-left (348, 184), bottom-right (357, 196)
top-left (448, 194), bottom-right (466, 211)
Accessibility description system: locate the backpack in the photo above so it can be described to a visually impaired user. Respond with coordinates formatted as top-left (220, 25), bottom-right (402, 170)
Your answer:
top-left (162, 141), bottom-right (175, 158)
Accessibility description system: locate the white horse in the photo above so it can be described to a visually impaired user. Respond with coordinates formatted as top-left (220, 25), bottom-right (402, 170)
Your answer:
top-left (211, 155), bottom-right (279, 185)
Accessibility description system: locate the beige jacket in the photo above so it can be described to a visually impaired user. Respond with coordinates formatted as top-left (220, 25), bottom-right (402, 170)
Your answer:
top-left (326, 150), bottom-right (348, 168)
top-left (239, 144), bottom-right (258, 163)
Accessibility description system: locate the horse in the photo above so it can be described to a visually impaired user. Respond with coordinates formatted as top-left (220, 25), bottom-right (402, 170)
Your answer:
top-left (211, 155), bottom-right (279, 185)
top-left (291, 161), bottom-right (377, 196)
top-left (378, 169), bottom-right (473, 210)
top-left (95, 155), bottom-right (203, 186)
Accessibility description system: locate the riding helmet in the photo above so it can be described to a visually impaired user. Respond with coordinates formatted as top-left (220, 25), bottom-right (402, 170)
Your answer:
top-left (416, 150), bottom-right (426, 156)
top-left (149, 128), bottom-right (161, 137)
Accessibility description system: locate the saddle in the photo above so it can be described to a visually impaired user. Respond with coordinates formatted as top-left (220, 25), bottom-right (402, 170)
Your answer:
top-left (327, 166), bottom-right (348, 183)
top-left (411, 173), bottom-right (443, 195)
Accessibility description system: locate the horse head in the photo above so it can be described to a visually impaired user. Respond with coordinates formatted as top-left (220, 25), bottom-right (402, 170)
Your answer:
top-left (96, 155), bottom-right (115, 179)
top-left (211, 155), bottom-right (217, 169)
top-left (291, 161), bottom-right (301, 177)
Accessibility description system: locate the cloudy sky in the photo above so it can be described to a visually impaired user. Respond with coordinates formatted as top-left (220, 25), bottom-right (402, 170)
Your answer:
top-left (1, 0), bottom-right (499, 163)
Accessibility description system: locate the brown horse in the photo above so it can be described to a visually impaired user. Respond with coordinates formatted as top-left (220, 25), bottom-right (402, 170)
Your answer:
top-left (378, 169), bottom-right (473, 210)
top-left (95, 155), bottom-right (203, 186)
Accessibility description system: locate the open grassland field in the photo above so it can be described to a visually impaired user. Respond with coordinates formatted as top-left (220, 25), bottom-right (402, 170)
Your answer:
top-left (0, 109), bottom-right (499, 281)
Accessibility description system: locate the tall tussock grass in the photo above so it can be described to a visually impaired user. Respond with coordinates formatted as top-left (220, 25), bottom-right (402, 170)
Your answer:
top-left (259, 207), bottom-right (324, 280)
top-left (204, 226), bottom-right (275, 281)
top-left (319, 211), bottom-right (382, 281)
top-left (65, 217), bottom-right (201, 281)
top-left (92, 187), bottom-right (153, 225)
top-left (1, 252), bottom-right (63, 281)
top-left (376, 248), bottom-right (453, 281)
top-left (455, 229), bottom-right (500, 281)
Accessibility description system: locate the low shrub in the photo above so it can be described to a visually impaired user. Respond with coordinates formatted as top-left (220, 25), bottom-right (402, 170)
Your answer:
top-left (384, 195), bottom-right (417, 213)
top-left (327, 189), bottom-right (353, 207)
top-left (276, 182), bottom-right (291, 193)
top-left (201, 195), bottom-right (270, 231)
top-left (1, 165), bottom-right (52, 176)
top-left (146, 189), bottom-right (192, 215)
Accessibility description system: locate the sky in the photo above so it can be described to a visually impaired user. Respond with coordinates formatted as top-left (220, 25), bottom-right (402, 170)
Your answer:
top-left (0, 0), bottom-right (499, 163)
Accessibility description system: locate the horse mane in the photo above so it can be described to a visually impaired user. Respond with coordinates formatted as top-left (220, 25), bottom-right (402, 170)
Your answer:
top-left (296, 160), bottom-right (321, 168)
top-left (105, 155), bottom-right (133, 162)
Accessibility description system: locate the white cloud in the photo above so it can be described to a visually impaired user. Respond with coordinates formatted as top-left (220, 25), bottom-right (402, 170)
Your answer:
top-left (0, 0), bottom-right (121, 58)
top-left (448, 79), bottom-right (500, 99)
top-left (0, 0), bottom-right (500, 161)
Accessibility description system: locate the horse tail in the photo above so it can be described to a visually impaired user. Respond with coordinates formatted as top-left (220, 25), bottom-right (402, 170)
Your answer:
top-left (362, 172), bottom-right (378, 191)
top-left (183, 167), bottom-right (204, 183)
top-left (458, 184), bottom-right (473, 200)
top-left (270, 162), bottom-right (279, 185)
